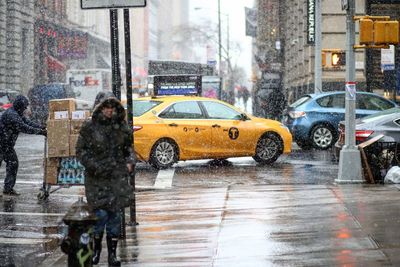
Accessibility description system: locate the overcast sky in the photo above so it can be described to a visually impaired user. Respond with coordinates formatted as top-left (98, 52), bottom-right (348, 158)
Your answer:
top-left (189, 0), bottom-right (254, 82)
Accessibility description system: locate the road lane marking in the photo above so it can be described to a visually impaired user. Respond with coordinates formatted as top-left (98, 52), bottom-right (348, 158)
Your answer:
top-left (15, 181), bottom-right (42, 184)
top-left (0, 211), bottom-right (64, 217)
top-left (0, 237), bottom-right (52, 245)
top-left (154, 168), bottom-right (175, 189)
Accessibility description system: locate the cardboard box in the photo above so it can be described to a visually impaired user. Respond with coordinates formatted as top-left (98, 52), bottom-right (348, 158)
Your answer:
top-left (70, 120), bottom-right (86, 135)
top-left (46, 158), bottom-right (60, 167)
top-left (49, 98), bottom-right (76, 113)
top-left (45, 158), bottom-right (59, 184)
top-left (47, 120), bottom-right (70, 157)
top-left (45, 166), bottom-right (59, 184)
top-left (49, 99), bottom-right (76, 119)
top-left (69, 134), bottom-right (79, 156)
top-left (54, 111), bottom-right (69, 120)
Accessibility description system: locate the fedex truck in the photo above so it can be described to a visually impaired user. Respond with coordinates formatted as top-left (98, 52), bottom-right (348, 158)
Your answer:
top-left (66, 69), bottom-right (112, 106)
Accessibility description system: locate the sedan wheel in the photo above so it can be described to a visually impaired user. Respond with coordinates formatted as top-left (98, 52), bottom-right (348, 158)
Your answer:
top-left (253, 133), bottom-right (283, 164)
top-left (150, 139), bottom-right (178, 169)
top-left (311, 125), bottom-right (335, 150)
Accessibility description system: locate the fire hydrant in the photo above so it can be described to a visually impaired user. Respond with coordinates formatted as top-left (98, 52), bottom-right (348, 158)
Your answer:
top-left (61, 197), bottom-right (97, 267)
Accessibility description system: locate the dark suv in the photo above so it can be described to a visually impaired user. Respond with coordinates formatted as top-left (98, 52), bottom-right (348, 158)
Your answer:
top-left (28, 83), bottom-right (75, 125)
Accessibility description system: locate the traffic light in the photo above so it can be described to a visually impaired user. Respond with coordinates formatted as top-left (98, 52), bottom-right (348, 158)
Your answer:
top-left (356, 16), bottom-right (399, 47)
top-left (331, 52), bottom-right (346, 67)
top-left (374, 21), bottom-right (399, 45)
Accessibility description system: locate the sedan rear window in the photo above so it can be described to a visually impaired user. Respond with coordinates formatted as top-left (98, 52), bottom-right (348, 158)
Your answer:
top-left (289, 96), bottom-right (311, 108)
top-left (361, 107), bottom-right (400, 123)
top-left (133, 100), bottom-right (162, 116)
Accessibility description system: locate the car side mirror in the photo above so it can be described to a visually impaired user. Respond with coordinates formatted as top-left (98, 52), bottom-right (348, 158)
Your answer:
top-left (240, 113), bottom-right (250, 121)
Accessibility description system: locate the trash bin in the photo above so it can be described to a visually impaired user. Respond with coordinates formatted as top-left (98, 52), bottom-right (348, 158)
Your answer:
top-left (362, 141), bottom-right (400, 183)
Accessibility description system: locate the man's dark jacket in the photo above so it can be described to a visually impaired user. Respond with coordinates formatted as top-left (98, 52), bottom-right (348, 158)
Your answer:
top-left (76, 97), bottom-right (134, 212)
top-left (0, 95), bottom-right (45, 149)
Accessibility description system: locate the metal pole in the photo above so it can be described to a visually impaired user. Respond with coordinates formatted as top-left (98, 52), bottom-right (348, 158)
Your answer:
top-left (110, 9), bottom-right (126, 239)
top-left (218, 0), bottom-right (222, 100)
top-left (123, 8), bottom-right (137, 226)
top-left (336, 0), bottom-right (363, 183)
top-left (314, 0), bottom-right (322, 93)
top-left (226, 14), bottom-right (230, 64)
top-left (110, 9), bottom-right (121, 100)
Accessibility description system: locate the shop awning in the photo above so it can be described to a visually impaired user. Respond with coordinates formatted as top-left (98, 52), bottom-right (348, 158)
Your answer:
top-left (47, 55), bottom-right (66, 72)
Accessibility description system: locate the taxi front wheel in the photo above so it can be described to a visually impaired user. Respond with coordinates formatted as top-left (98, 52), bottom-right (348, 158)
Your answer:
top-left (150, 139), bottom-right (179, 169)
top-left (253, 133), bottom-right (283, 164)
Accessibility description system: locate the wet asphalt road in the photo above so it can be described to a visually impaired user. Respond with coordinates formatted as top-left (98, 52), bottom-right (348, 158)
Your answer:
top-left (4, 134), bottom-right (400, 266)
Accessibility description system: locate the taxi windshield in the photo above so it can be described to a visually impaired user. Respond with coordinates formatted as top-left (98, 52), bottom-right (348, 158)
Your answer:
top-left (133, 100), bottom-right (162, 116)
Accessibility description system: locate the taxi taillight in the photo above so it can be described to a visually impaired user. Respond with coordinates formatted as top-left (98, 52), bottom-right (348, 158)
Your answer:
top-left (133, 126), bottom-right (143, 132)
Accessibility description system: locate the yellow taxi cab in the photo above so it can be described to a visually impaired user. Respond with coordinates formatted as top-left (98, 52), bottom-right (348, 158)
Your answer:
top-left (132, 95), bottom-right (292, 169)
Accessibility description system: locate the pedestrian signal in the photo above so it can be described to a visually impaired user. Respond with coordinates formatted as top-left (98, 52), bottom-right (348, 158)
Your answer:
top-left (331, 52), bottom-right (346, 67)
top-left (359, 18), bottom-right (374, 45)
top-left (322, 52), bottom-right (326, 67)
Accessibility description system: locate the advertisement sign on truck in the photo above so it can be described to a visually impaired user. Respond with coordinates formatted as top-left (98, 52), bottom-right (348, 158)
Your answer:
top-left (66, 69), bottom-right (111, 105)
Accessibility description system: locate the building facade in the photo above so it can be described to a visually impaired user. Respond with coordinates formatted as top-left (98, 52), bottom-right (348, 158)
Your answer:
top-left (254, 0), bottom-right (374, 105)
top-left (281, 0), bottom-right (367, 102)
top-left (366, 0), bottom-right (400, 100)
top-left (0, 0), bottom-right (35, 94)
top-left (0, 0), bottom-right (191, 95)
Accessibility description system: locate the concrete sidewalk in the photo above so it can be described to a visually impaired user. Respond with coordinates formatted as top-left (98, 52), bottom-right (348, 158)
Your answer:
top-left (41, 184), bottom-right (400, 266)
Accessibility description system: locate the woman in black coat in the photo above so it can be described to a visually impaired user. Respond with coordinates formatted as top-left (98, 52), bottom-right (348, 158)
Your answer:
top-left (76, 96), bottom-right (134, 266)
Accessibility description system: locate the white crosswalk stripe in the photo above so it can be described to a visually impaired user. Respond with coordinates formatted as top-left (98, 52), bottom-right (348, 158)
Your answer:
top-left (154, 168), bottom-right (175, 189)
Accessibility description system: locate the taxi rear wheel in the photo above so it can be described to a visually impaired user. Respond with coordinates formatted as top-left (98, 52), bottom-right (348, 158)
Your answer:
top-left (253, 132), bottom-right (283, 164)
top-left (150, 139), bottom-right (179, 169)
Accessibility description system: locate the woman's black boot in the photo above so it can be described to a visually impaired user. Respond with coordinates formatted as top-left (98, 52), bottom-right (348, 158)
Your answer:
top-left (106, 236), bottom-right (121, 266)
top-left (92, 233), bottom-right (103, 265)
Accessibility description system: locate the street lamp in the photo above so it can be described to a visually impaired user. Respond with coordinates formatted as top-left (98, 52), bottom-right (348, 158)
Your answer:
top-left (194, 3), bottom-right (230, 100)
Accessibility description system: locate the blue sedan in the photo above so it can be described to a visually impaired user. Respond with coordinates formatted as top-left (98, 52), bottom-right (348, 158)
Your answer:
top-left (283, 91), bottom-right (397, 150)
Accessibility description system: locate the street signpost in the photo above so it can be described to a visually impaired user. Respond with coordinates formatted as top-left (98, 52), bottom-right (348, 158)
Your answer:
top-left (381, 45), bottom-right (395, 71)
top-left (81, 0), bottom-right (146, 9)
top-left (337, 0), bottom-right (363, 183)
top-left (80, 0), bottom-right (147, 231)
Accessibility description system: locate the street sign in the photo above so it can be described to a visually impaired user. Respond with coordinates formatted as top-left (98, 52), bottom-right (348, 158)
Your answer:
top-left (341, 0), bottom-right (349, 10)
top-left (381, 45), bottom-right (395, 71)
top-left (207, 60), bottom-right (217, 67)
top-left (345, 82), bottom-right (356, 100)
top-left (81, 0), bottom-right (146, 9)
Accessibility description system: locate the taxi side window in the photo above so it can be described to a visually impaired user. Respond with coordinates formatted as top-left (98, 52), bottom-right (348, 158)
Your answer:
top-left (201, 101), bottom-right (242, 120)
top-left (159, 101), bottom-right (204, 119)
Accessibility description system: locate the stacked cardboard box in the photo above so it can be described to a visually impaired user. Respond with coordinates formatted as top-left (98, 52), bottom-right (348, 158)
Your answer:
top-left (45, 99), bottom-right (90, 184)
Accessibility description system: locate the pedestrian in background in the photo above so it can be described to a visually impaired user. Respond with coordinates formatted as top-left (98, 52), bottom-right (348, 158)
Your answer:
top-left (76, 94), bottom-right (135, 266)
top-left (266, 88), bottom-right (286, 121)
top-left (241, 86), bottom-right (250, 112)
top-left (0, 95), bottom-right (47, 195)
